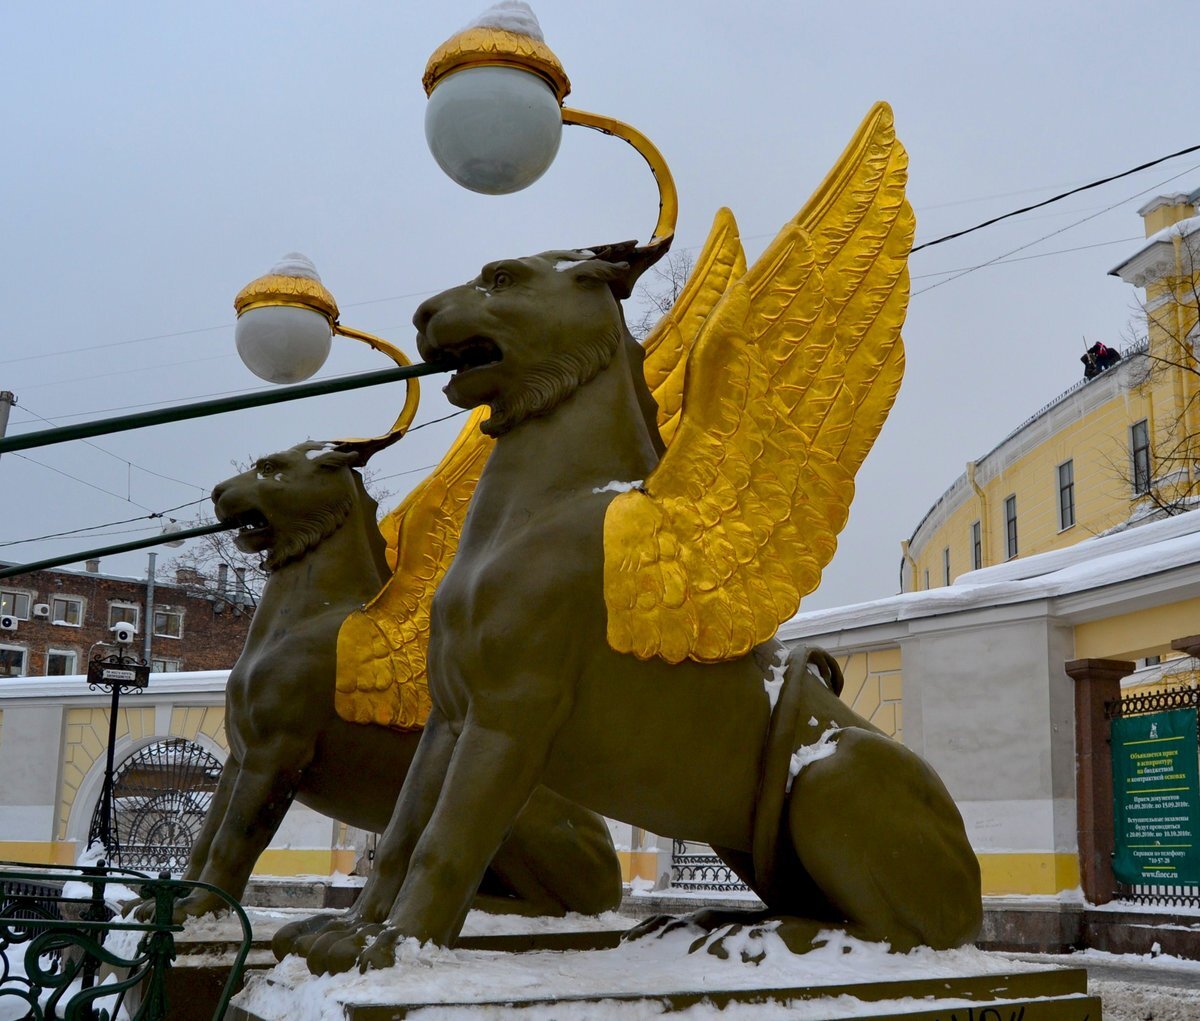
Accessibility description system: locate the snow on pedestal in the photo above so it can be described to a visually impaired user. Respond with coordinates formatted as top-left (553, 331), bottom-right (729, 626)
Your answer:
top-left (232, 921), bottom-right (1088, 1021)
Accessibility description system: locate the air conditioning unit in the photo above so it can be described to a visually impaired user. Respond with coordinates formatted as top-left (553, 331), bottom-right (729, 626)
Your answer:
top-left (0, 615), bottom-right (17, 632)
top-left (32, 603), bottom-right (50, 619)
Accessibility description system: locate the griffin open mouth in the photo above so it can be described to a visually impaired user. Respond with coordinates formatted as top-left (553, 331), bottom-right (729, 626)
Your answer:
top-left (440, 336), bottom-right (503, 375)
top-left (225, 510), bottom-right (270, 539)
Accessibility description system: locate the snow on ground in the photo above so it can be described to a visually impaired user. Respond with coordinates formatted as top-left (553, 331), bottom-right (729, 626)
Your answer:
top-left (1089, 979), bottom-right (1200, 1021)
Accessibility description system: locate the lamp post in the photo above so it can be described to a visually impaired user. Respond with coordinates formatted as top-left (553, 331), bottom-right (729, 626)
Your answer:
top-left (86, 639), bottom-right (150, 859)
top-left (421, 3), bottom-right (677, 250)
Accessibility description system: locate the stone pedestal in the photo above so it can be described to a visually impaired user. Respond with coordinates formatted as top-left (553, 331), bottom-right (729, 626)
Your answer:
top-left (228, 965), bottom-right (1100, 1020)
top-left (221, 918), bottom-right (1105, 1021)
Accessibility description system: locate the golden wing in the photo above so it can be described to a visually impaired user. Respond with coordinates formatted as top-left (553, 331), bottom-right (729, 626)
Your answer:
top-left (332, 216), bottom-right (746, 728)
top-left (335, 407), bottom-right (493, 730)
top-left (641, 208), bottom-right (746, 444)
top-left (604, 102), bottom-right (912, 663)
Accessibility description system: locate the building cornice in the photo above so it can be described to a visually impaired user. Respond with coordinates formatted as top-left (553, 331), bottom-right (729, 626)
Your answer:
top-left (1110, 239), bottom-right (1178, 288)
top-left (786, 512), bottom-right (1200, 643)
top-left (0, 670), bottom-right (228, 702)
top-left (1137, 193), bottom-right (1191, 217)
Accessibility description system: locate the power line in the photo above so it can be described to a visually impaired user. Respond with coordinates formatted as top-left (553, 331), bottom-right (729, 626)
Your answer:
top-left (911, 142), bottom-right (1200, 253)
top-left (0, 497), bottom-right (211, 551)
top-left (2, 411), bottom-right (468, 551)
top-left (13, 452), bottom-right (155, 510)
top-left (6, 289), bottom-right (440, 367)
top-left (15, 401), bottom-right (207, 493)
top-left (910, 236), bottom-right (1143, 281)
top-left (913, 161), bottom-right (1200, 296)
top-left (12, 352), bottom-right (237, 394)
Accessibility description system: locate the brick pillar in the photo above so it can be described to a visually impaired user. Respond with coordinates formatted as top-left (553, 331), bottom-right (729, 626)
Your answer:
top-left (1065, 658), bottom-right (1134, 905)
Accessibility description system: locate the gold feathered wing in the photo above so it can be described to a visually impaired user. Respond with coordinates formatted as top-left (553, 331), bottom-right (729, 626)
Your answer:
top-left (332, 213), bottom-right (747, 729)
top-left (335, 407), bottom-right (492, 730)
top-left (603, 102), bottom-right (913, 663)
top-left (641, 207), bottom-right (746, 446)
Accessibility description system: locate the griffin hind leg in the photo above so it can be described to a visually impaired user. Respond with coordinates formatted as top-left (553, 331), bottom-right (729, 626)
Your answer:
top-left (785, 727), bottom-right (982, 952)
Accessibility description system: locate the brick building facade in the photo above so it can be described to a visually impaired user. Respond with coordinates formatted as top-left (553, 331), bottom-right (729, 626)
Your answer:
top-left (0, 559), bottom-right (252, 677)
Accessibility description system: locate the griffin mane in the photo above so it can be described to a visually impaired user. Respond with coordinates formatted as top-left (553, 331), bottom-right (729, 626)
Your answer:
top-left (481, 321), bottom-right (623, 438)
top-left (262, 493), bottom-right (355, 572)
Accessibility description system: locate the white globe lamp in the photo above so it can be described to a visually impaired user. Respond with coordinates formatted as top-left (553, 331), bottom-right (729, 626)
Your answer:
top-left (425, 66), bottom-right (562, 195)
top-left (233, 254), bottom-right (337, 384)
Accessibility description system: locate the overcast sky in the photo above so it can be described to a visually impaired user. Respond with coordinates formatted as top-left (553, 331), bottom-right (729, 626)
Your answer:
top-left (2, 1), bottom-right (1195, 611)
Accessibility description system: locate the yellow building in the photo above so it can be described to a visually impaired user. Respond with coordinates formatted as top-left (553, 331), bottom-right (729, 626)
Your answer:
top-left (903, 191), bottom-right (1200, 631)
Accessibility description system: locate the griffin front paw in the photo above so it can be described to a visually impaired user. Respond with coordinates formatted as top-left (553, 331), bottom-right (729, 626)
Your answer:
top-left (357, 926), bottom-right (403, 972)
top-left (307, 923), bottom-right (384, 976)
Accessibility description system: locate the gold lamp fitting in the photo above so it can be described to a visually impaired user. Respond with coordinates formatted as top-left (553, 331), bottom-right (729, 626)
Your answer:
top-left (233, 273), bottom-right (340, 323)
top-left (423, 25), bottom-right (571, 103)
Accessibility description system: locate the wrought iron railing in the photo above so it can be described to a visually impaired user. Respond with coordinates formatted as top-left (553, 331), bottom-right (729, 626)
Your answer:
top-left (1105, 683), bottom-right (1200, 909)
top-left (0, 860), bottom-right (250, 1020)
top-left (669, 840), bottom-right (749, 893)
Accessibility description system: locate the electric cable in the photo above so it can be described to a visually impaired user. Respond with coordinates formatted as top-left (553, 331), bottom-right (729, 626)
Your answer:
top-left (914, 161), bottom-right (1200, 296)
top-left (912, 142), bottom-right (1200, 253)
top-left (15, 401), bottom-right (207, 493)
top-left (0, 498), bottom-right (210, 551)
top-left (910, 236), bottom-right (1143, 281)
top-left (12, 453), bottom-right (155, 511)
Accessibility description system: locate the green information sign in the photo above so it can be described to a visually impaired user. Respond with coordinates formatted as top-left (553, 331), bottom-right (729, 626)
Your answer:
top-left (1111, 707), bottom-right (1200, 886)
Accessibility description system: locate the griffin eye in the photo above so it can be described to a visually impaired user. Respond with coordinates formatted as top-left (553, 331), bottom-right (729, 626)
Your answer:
top-left (493, 269), bottom-right (514, 289)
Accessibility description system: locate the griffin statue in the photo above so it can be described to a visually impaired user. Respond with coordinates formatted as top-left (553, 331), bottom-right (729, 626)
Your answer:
top-left (268, 101), bottom-right (983, 975)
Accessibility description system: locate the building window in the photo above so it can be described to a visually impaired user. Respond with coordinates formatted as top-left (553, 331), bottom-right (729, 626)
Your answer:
top-left (942, 547), bottom-right (951, 586)
top-left (108, 603), bottom-right (140, 631)
top-left (971, 521), bottom-right (982, 571)
top-left (1004, 495), bottom-right (1018, 559)
top-left (922, 569), bottom-right (930, 590)
top-left (154, 608), bottom-right (183, 639)
top-left (0, 591), bottom-right (31, 620)
top-left (151, 657), bottom-right (182, 673)
top-left (1057, 460), bottom-right (1075, 530)
top-left (0, 647), bottom-right (26, 677)
top-left (1131, 419), bottom-right (1151, 495)
top-left (46, 650), bottom-right (77, 676)
top-left (50, 596), bottom-right (83, 627)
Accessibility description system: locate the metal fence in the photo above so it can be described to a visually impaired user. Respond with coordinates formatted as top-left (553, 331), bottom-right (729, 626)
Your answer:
top-left (1106, 683), bottom-right (1200, 908)
top-left (669, 840), bottom-right (749, 893)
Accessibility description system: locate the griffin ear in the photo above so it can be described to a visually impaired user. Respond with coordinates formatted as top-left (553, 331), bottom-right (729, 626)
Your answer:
top-left (314, 447), bottom-right (364, 471)
top-left (586, 237), bottom-right (673, 299)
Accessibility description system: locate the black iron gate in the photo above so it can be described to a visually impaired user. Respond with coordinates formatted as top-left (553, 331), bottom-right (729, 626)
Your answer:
top-left (1105, 684), bottom-right (1200, 908)
top-left (88, 738), bottom-right (223, 874)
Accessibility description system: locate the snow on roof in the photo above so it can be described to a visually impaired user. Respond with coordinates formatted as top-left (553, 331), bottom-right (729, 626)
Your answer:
top-left (783, 510), bottom-right (1200, 639)
top-left (1110, 215), bottom-right (1200, 276)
